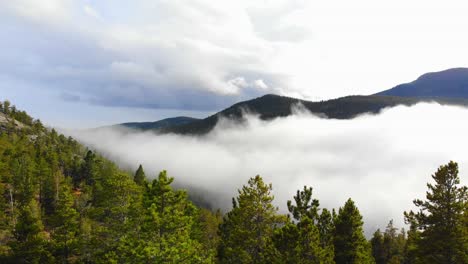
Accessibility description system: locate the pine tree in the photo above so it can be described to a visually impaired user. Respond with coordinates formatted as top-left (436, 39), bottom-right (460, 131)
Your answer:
top-left (317, 208), bottom-right (335, 255)
top-left (371, 221), bottom-right (406, 264)
top-left (287, 186), bottom-right (320, 221)
top-left (79, 150), bottom-right (98, 186)
top-left (333, 198), bottom-right (374, 264)
top-left (133, 164), bottom-right (146, 186)
top-left (121, 170), bottom-right (207, 263)
top-left (218, 175), bottom-right (284, 264)
top-left (274, 185), bottom-right (334, 263)
top-left (51, 176), bottom-right (80, 263)
top-left (371, 229), bottom-right (385, 264)
top-left (9, 200), bottom-right (54, 263)
top-left (403, 217), bottom-right (421, 264)
top-left (382, 220), bottom-right (406, 264)
top-left (404, 161), bottom-right (468, 263)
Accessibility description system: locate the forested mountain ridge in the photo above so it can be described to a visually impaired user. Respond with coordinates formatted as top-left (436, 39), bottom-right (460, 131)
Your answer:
top-left (159, 94), bottom-right (468, 135)
top-left (113, 116), bottom-right (200, 131)
top-left (1, 100), bottom-right (467, 263)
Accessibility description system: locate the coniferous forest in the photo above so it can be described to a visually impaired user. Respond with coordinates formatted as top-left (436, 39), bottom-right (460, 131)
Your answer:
top-left (0, 101), bottom-right (467, 264)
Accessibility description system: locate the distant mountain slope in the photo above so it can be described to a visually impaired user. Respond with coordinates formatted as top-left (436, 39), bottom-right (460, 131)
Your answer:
top-left (160, 94), bottom-right (468, 135)
top-left (114, 116), bottom-right (199, 131)
top-left (377, 68), bottom-right (468, 98)
top-left (114, 68), bottom-right (468, 135)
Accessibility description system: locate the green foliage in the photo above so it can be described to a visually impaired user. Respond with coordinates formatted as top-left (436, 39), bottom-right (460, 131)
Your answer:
top-left (404, 161), bottom-right (468, 263)
top-left (112, 171), bottom-right (210, 263)
top-left (274, 185), bottom-right (334, 263)
top-left (9, 200), bottom-right (54, 263)
top-left (287, 186), bottom-right (320, 222)
top-left (218, 175), bottom-right (284, 264)
top-left (51, 176), bottom-right (80, 263)
top-left (371, 220), bottom-right (406, 264)
top-left (333, 198), bottom-right (374, 264)
top-left (133, 164), bottom-right (146, 186)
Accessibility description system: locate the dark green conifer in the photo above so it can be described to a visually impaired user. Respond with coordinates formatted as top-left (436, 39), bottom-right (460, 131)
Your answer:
top-left (134, 164), bottom-right (146, 186)
top-left (404, 161), bottom-right (468, 263)
top-left (218, 175), bottom-right (284, 264)
top-left (333, 198), bottom-right (374, 264)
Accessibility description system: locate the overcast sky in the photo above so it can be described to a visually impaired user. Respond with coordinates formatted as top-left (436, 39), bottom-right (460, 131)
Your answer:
top-left (1, 0), bottom-right (468, 128)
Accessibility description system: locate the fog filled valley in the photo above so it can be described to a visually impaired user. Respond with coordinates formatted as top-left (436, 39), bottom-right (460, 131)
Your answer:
top-left (0, 98), bottom-right (467, 263)
top-left (72, 103), bottom-right (468, 234)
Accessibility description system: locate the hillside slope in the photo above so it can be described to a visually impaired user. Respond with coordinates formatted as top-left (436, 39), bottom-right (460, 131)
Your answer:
top-left (0, 101), bottom-right (221, 263)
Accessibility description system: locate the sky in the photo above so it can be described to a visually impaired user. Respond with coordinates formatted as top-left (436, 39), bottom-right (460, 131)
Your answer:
top-left (2, 0), bottom-right (468, 127)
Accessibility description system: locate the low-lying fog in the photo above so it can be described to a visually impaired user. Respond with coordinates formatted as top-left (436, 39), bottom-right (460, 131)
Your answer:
top-left (68, 103), bottom-right (468, 235)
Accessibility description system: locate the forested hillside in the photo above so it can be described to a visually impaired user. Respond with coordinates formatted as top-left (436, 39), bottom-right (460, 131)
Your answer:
top-left (0, 101), bottom-right (467, 263)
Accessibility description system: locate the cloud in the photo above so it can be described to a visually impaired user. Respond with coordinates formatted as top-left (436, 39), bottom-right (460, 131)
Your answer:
top-left (68, 103), bottom-right (468, 235)
top-left (3, 0), bottom-right (468, 112)
top-left (83, 5), bottom-right (102, 20)
top-left (0, 0), bottom-right (292, 110)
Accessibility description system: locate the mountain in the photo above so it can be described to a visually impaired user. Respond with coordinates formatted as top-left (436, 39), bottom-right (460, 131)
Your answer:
top-left (160, 94), bottom-right (468, 135)
top-left (108, 68), bottom-right (468, 135)
top-left (116, 116), bottom-right (199, 130)
top-left (377, 68), bottom-right (468, 98)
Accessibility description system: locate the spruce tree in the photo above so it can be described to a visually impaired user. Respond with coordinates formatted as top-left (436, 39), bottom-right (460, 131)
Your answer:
top-left (133, 164), bottom-right (146, 186)
top-left (404, 161), bottom-right (468, 263)
top-left (333, 198), bottom-right (374, 264)
top-left (218, 175), bottom-right (283, 264)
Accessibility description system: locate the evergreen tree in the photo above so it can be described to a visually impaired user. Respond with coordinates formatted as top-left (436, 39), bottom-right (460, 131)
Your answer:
top-left (371, 221), bottom-right (406, 264)
top-left (9, 200), bottom-right (53, 263)
top-left (79, 150), bottom-right (98, 186)
top-left (120, 170), bottom-right (207, 263)
top-left (371, 229), bottom-right (385, 264)
top-left (404, 161), bottom-right (468, 263)
top-left (274, 186), bottom-right (334, 263)
top-left (133, 164), bottom-right (146, 186)
top-left (317, 208), bottom-right (335, 252)
top-left (218, 175), bottom-right (284, 264)
top-left (403, 217), bottom-right (422, 264)
top-left (51, 176), bottom-right (80, 263)
top-left (333, 198), bottom-right (374, 264)
top-left (287, 186), bottom-right (320, 221)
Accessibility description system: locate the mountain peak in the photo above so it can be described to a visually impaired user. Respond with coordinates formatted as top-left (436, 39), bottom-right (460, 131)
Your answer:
top-left (377, 67), bottom-right (468, 98)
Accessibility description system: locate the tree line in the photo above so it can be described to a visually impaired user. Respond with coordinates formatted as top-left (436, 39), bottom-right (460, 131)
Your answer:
top-left (0, 101), bottom-right (467, 263)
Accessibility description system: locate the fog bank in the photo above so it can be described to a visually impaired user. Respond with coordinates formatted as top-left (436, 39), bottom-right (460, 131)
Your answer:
top-left (69, 103), bottom-right (468, 234)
